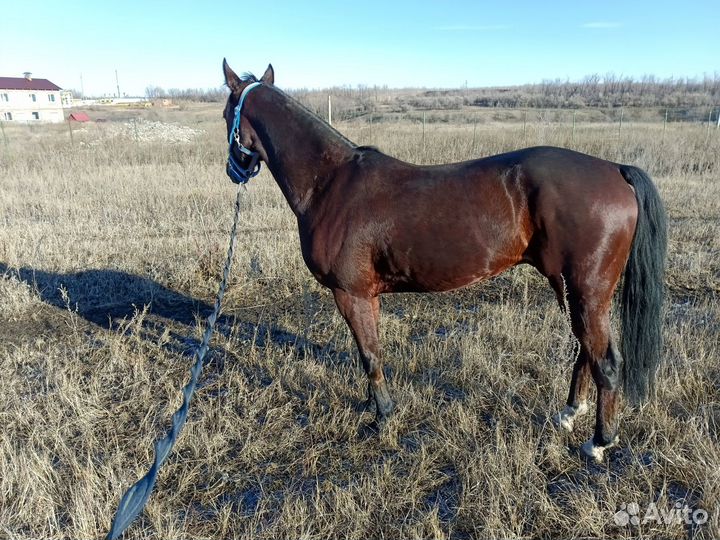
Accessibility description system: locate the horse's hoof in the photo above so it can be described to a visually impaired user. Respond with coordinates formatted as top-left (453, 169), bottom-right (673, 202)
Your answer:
top-left (375, 405), bottom-right (394, 427)
top-left (581, 435), bottom-right (619, 463)
top-left (372, 382), bottom-right (395, 420)
top-left (359, 413), bottom-right (390, 436)
top-left (552, 402), bottom-right (588, 432)
top-left (355, 397), bottom-right (376, 414)
top-left (373, 397), bottom-right (395, 429)
top-left (552, 407), bottom-right (576, 431)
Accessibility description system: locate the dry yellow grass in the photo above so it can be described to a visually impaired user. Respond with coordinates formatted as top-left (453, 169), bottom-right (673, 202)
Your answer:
top-left (0, 105), bottom-right (719, 539)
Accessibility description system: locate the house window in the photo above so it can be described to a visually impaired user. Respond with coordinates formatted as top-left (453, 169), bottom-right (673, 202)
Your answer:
top-left (1, 93), bottom-right (8, 102)
top-left (32, 112), bottom-right (39, 120)
top-left (49, 94), bottom-right (56, 102)
top-left (2, 112), bottom-right (11, 121)
top-left (30, 93), bottom-right (37, 102)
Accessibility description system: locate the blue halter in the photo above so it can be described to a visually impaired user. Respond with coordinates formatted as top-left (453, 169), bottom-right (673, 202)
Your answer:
top-left (227, 81), bottom-right (262, 184)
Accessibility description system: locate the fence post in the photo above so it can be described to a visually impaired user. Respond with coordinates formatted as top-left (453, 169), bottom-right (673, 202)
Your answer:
top-left (522, 110), bottom-right (527, 142)
top-left (328, 95), bottom-right (332, 126)
top-left (0, 120), bottom-right (7, 149)
top-left (663, 108), bottom-right (668, 142)
top-left (708, 108), bottom-right (713, 135)
top-left (67, 118), bottom-right (74, 145)
top-left (422, 111), bottom-right (426, 155)
top-left (472, 114), bottom-right (477, 155)
top-left (717, 107), bottom-right (720, 129)
top-left (572, 110), bottom-right (576, 144)
top-left (618, 107), bottom-right (624, 139)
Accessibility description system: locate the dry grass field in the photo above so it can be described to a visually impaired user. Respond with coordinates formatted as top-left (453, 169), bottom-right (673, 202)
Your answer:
top-left (1, 103), bottom-right (719, 539)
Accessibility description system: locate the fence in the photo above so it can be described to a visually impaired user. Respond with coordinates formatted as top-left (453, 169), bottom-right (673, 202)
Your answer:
top-left (319, 101), bottom-right (720, 128)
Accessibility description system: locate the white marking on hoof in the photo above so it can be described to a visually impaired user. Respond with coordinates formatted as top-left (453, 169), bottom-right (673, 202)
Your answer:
top-left (581, 435), bottom-right (619, 463)
top-left (552, 401), bottom-right (588, 432)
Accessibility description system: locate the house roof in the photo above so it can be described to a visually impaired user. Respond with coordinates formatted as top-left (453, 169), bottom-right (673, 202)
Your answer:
top-left (69, 112), bottom-right (91, 122)
top-left (0, 77), bottom-right (61, 91)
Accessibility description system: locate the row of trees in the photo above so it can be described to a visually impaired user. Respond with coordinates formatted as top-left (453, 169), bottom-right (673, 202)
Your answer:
top-left (283, 74), bottom-right (720, 113)
top-left (286, 76), bottom-right (718, 123)
top-left (421, 74), bottom-right (720, 109)
top-left (125, 74), bottom-right (720, 117)
top-left (144, 86), bottom-right (228, 102)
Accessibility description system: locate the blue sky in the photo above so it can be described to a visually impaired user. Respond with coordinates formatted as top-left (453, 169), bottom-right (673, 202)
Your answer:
top-left (1, 0), bottom-right (717, 96)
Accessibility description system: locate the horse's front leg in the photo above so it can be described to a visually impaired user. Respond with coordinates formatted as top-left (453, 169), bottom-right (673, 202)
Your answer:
top-left (332, 289), bottom-right (394, 423)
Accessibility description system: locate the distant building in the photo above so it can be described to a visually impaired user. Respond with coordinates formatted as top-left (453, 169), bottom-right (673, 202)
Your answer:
top-left (0, 73), bottom-right (65, 123)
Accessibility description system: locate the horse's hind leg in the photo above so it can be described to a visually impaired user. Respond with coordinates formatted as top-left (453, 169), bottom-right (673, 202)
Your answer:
top-left (584, 338), bottom-right (623, 461)
top-left (553, 354), bottom-right (591, 431)
top-left (567, 288), bottom-right (623, 461)
top-left (332, 289), bottom-right (394, 423)
top-left (548, 274), bottom-right (590, 431)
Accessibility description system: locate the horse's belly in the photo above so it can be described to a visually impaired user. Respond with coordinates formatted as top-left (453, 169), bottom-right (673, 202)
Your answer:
top-left (379, 237), bottom-right (521, 293)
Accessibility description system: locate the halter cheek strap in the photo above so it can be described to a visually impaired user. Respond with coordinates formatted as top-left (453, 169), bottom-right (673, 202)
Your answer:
top-left (227, 81), bottom-right (263, 184)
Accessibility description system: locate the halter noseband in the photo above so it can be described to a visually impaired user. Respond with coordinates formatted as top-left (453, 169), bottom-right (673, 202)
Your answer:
top-left (227, 81), bottom-right (262, 184)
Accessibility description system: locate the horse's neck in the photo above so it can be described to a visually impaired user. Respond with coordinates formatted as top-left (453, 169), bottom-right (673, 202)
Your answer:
top-left (248, 90), bottom-right (355, 216)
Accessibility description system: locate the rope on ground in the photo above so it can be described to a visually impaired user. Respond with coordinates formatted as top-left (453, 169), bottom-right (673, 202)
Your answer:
top-left (106, 186), bottom-right (245, 540)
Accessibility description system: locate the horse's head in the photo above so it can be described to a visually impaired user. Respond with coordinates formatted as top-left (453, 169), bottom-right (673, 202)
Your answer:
top-left (222, 58), bottom-right (274, 183)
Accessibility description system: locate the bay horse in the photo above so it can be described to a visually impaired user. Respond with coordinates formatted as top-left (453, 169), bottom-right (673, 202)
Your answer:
top-left (221, 60), bottom-right (667, 461)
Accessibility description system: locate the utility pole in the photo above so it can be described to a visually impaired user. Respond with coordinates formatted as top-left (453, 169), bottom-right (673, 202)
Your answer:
top-left (115, 69), bottom-right (121, 98)
top-left (80, 73), bottom-right (84, 98)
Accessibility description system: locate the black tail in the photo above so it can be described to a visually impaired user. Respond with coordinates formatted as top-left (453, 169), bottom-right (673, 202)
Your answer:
top-left (619, 165), bottom-right (667, 406)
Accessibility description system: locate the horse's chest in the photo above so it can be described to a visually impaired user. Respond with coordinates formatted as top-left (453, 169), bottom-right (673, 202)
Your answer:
top-left (298, 216), bottom-right (378, 291)
top-left (298, 225), bottom-right (335, 283)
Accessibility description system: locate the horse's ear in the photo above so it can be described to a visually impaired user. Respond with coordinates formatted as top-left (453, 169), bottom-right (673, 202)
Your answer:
top-left (261, 64), bottom-right (274, 85)
top-left (223, 58), bottom-right (242, 93)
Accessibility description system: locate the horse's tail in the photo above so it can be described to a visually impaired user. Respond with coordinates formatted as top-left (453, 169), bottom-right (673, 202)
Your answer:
top-left (618, 165), bottom-right (667, 406)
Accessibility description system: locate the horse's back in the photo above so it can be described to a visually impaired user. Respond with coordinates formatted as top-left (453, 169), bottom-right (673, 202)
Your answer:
top-left (512, 146), bottom-right (628, 191)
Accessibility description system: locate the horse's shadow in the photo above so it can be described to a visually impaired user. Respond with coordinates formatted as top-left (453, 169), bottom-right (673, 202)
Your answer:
top-left (0, 262), bottom-right (342, 363)
top-left (0, 262), bottom-right (208, 329)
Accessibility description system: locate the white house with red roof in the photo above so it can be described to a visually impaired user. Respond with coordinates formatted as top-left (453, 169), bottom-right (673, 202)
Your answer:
top-left (0, 73), bottom-right (67, 123)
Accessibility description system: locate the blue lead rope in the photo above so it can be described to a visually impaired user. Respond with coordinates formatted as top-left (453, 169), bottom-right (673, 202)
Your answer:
top-left (106, 186), bottom-right (244, 540)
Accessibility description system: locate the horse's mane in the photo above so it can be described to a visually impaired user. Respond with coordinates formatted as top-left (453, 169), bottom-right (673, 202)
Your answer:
top-left (231, 71), bottom-right (359, 152)
top-left (223, 72), bottom-right (258, 91)
top-left (271, 86), bottom-right (358, 150)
